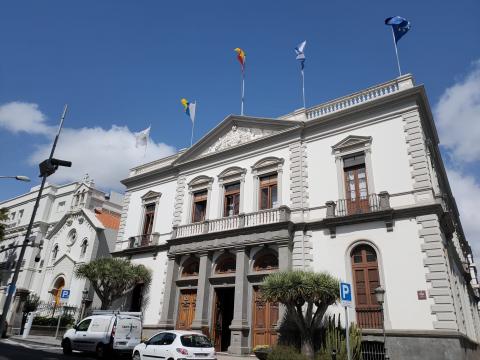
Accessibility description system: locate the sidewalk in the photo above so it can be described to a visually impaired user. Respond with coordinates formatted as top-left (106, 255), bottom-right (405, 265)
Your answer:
top-left (7, 335), bottom-right (253, 359)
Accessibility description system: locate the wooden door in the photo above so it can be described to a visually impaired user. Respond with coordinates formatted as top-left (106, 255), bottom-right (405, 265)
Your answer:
top-left (212, 291), bottom-right (223, 351)
top-left (252, 287), bottom-right (278, 348)
top-left (351, 245), bottom-right (382, 329)
top-left (176, 289), bottom-right (197, 330)
top-left (344, 164), bottom-right (369, 214)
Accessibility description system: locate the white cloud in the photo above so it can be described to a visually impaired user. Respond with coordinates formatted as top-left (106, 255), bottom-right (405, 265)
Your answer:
top-left (435, 60), bottom-right (480, 163)
top-left (28, 125), bottom-right (176, 191)
top-left (0, 102), bottom-right (53, 135)
top-left (0, 101), bottom-right (176, 191)
top-left (446, 168), bottom-right (480, 260)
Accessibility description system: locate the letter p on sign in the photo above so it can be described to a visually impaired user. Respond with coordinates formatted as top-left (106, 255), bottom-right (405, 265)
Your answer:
top-left (340, 282), bottom-right (352, 307)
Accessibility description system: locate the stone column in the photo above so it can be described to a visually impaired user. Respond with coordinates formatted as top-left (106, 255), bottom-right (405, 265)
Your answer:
top-left (158, 255), bottom-right (179, 330)
top-left (191, 252), bottom-right (212, 335)
top-left (228, 248), bottom-right (250, 355)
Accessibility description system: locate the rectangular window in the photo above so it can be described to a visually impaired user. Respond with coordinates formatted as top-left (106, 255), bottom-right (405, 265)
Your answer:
top-left (18, 210), bottom-right (24, 219)
top-left (57, 201), bottom-right (66, 213)
top-left (259, 174), bottom-right (278, 210)
top-left (343, 153), bottom-right (368, 214)
top-left (224, 182), bottom-right (240, 217)
top-left (10, 212), bottom-right (16, 221)
top-left (142, 203), bottom-right (156, 235)
top-left (192, 190), bottom-right (208, 223)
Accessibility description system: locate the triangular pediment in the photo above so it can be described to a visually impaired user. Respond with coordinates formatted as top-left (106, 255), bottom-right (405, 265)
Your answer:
top-left (52, 253), bottom-right (76, 267)
top-left (141, 190), bottom-right (161, 200)
top-left (174, 115), bottom-right (300, 165)
top-left (332, 135), bottom-right (372, 153)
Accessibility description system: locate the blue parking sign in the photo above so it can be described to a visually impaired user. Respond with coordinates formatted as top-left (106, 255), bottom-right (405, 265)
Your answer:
top-left (60, 289), bottom-right (70, 299)
top-left (340, 282), bottom-right (352, 307)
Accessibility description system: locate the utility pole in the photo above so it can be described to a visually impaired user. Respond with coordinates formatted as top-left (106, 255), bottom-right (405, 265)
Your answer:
top-left (0, 105), bottom-right (71, 336)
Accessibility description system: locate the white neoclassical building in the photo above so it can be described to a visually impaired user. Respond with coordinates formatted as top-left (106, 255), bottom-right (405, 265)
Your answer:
top-left (113, 74), bottom-right (480, 359)
top-left (0, 176), bottom-right (123, 331)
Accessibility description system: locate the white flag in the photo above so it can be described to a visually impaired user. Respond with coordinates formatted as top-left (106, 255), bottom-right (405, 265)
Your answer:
top-left (135, 126), bottom-right (150, 148)
top-left (188, 102), bottom-right (196, 124)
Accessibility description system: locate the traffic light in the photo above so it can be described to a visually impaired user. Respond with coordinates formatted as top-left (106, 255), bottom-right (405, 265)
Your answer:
top-left (39, 158), bottom-right (72, 177)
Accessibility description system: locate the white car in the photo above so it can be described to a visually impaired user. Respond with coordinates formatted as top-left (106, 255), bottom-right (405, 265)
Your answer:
top-left (62, 311), bottom-right (142, 358)
top-left (132, 330), bottom-right (216, 360)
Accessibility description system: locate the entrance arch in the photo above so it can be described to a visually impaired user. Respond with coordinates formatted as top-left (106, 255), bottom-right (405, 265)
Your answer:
top-left (52, 277), bottom-right (65, 306)
top-left (350, 244), bottom-right (383, 329)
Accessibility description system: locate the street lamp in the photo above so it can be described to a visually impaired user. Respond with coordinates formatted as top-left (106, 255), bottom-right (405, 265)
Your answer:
top-left (374, 286), bottom-right (388, 359)
top-left (0, 176), bottom-right (31, 182)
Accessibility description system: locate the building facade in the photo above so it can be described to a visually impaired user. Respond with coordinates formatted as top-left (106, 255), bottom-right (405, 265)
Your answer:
top-left (0, 176), bottom-right (123, 330)
top-left (113, 75), bottom-right (480, 359)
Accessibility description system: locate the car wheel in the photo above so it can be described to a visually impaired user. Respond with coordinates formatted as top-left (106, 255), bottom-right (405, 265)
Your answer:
top-left (96, 343), bottom-right (108, 359)
top-left (133, 351), bottom-right (141, 360)
top-left (62, 339), bottom-right (72, 355)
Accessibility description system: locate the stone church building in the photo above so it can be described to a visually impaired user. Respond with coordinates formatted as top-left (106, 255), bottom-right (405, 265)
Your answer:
top-left (113, 74), bottom-right (480, 359)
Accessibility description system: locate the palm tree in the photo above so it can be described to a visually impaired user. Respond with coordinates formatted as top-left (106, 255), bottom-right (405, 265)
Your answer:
top-left (261, 270), bottom-right (340, 359)
top-left (75, 258), bottom-right (152, 310)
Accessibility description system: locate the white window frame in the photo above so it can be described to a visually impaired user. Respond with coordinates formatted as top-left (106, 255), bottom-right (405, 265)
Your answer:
top-left (187, 176), bottom-right (214, 223)
top-left (251, 157), bottom-right (284, 211)
top-left (217, 167), bottom-right (246, 218)
top-left (137, 191), bottom-right (162, 236)
top-left (332, 135), bottom-right (375, 199)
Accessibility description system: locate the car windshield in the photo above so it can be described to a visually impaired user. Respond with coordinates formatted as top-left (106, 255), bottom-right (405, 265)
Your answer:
top-left (180, 334), bottom-right (212, 348)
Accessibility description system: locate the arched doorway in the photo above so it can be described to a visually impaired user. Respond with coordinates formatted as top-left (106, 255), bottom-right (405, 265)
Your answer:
top-left (176, 257), bottom-right (199, 330)
top-left (252, 250), bottom-right (279, 348)
top-left (53, 277), bottom-right (65, 306)
top-left (351, 244), bottom-right (383, 329)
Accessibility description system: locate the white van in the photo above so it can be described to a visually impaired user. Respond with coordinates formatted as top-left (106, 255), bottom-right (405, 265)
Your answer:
top-left (61, 311), bottom-right (142, 358)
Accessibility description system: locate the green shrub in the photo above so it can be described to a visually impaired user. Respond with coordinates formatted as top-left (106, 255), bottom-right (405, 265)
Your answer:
top-left (267, 346), bottom-right (309, 360)
top-left (32, 314), bottom-right (75, 327)
top-left (316, 315), bottom-right (362, 360)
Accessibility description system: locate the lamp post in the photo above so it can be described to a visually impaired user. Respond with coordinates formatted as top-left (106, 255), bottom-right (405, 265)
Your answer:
top-left (374, 286), bottom-right (388, 359)
top-left (0, 176), bottom-right (31, 182)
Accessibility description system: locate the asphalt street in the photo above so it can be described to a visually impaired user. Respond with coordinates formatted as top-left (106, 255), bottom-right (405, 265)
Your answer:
top-left (0, 339), bottom-right (97, 360)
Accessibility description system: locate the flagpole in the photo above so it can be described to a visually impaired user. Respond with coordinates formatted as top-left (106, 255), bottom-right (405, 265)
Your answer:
top-left (190, 112), bottom-right (195, 148)
top-left (391, 28), bottom-right (402, 76)
top-left (301, 69), bottom-right (306, 108)
top-left (241, 70), bottom-right (245, 115)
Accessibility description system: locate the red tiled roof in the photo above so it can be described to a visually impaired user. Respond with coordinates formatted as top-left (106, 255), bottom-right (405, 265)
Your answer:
top-left (94, 209), bottom-right (120, 230)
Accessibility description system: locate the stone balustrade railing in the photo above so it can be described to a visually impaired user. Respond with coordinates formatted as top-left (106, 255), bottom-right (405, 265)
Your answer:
top-left (127, 233), bottom-right (160, 249)
top-left (172, 206), bottom-right (291, 239)
top-left (305, 75), bottom-right (414, 121)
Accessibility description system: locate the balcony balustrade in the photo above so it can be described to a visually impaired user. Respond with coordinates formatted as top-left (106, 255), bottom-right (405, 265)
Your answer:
top-left (355, 306), bottom-right (383, 329)
top-left (326, 192), bottom-right (390, 218)
top-left (172, 206), bottom-right (291, 239)
top-left (128, 233), bottom-right (160, 249)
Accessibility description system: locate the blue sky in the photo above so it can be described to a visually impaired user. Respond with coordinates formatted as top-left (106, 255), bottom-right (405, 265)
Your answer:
top-left (1, 1), bottom-right (480, 253)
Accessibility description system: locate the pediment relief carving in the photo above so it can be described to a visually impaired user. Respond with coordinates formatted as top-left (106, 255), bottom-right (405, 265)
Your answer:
top-left (203, 125), bottom-right (278, 155)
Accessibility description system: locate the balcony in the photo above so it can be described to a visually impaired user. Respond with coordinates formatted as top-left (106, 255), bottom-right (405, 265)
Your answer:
top-left (356, 306), bottom-right (383, 329)
top-left (127, 233), bottom-right (160, 249)
top-left (172, 206), bottom-right (291, 239)
top-left (324, 192), bottom-right (392, 237)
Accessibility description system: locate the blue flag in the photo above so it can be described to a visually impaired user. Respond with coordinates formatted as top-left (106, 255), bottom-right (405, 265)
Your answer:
top-left (385, 16), bottom-right (411, 43)
top-left (294, 40), bottom-right (306, 71)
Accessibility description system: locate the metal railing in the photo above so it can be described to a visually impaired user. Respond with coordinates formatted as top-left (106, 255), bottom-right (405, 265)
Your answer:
top-left (173, 206), bottom-right (291, 239)
top-left (326, 192), bottom-right (391, 218)
top-left (356, 307), bottom-right (383, 329)
top-left (128, 233), bottom-right (160, 249)
top-left (361, 341), bottom-right (387, 360)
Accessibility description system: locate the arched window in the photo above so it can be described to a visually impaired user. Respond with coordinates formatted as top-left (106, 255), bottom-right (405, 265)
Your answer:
top-left (181, 257), bottom-right (200, 277)
top-left (67, 229), bottom-right (77, 246)
top-left (253, 250), bottom-right (278, 272)
top-left (215, 253), bottom-right (236, 274)
top-left (52, 244), bottom-right (59, 261)
top-left (80, 239), bottom-right (88, 257)
top-left (350, 244), bottom-right (383, 329)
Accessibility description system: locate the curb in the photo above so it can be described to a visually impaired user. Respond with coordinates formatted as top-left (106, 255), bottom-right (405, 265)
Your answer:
top-left (7, 336), bottom-right (62, 348)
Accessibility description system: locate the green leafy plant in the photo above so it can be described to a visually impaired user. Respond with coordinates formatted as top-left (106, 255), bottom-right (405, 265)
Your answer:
top-left (32, 314), bottom-right (75, 327)
top-left (267, 346), bottom-right (309, 360)
top-left (261, 271), bottom-right (340, 359)
top-left (75, 257), bottom-right (152, 310)
top-left (316, 315), bottom-right (362, 360)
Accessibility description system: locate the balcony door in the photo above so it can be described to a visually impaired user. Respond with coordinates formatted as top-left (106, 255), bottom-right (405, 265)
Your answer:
top-left (351, 244), bottom-right (383, 329)
top-left (259, 174), bottom-right (278, 210)
top-left (344, 153), bottom-right (368, 214)
top-left (224, 183), bottom-right (240, 217)
top-left (192, 190), bottom-right (208, 223)
top-left (142, 203), bottom-right (155, 245)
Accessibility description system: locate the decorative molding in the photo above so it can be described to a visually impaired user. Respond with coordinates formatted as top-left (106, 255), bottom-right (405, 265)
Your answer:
top-left (203, 125), bottom-right (277, 155)
top-left (218, 167), bottom-right (247, 184)
top-left (172, 176), bottom-right (186, 227)
top-left (116, 192), bottom-right (132, 245)
top-left (331, 135), bottom-right (372, 154)
top-left (141, 190), bottom-right (162, 202)
top-left (289, 141), bottom-right (309, 210)
top-left (188, 175), bottom-right (214, 190)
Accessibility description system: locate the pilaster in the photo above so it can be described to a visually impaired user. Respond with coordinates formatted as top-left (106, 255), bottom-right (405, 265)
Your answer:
top-left (191, 252), bottom-right (212, 334)
top-left (158, 255), bottom-right (179, 330)
top-left (172, 175), bottom-right (186, 226)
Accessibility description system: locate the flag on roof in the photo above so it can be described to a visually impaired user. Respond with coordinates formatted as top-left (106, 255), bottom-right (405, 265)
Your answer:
top-left (294, 40), bottom-right (307, 70)
top-left (135, 126), bottom-right (150, 148)
top-left (181, 98), bottom-right (196, 124)
top-left (234, 48), bottom-right (246, 72)
top-left (385, 16), bottom-right (411, 43)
